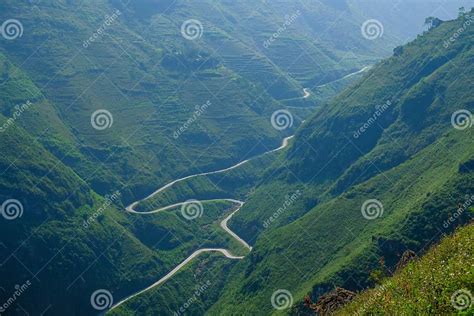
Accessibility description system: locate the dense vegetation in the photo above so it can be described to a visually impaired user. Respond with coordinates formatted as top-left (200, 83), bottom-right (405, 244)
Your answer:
top-left (207, 12), bottom-right (474, 315)
top-left (0, 1), bottom-right (395, 314)
top-left (0, 1), bottom-right (472, 315)
top-left (338, 223), bottom-right (473, 315)
top-left (108, 253), bottom-right (239, 316)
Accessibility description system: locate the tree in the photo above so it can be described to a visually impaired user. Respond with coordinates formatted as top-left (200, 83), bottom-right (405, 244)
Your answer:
top-left (425, 17), bottom-right (435, 29)
top-left (393, 46), bottom-right (404, 57)
top-left (424, 17), bottom-right (442, 30)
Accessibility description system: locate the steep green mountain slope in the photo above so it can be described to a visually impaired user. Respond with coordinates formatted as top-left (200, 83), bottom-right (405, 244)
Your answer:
top-left (135, 137), bottom-right (287, 213)
top-left (108, 252), bottom-right (238, 316)
top-left (3, 0), bottom-right (468, 204)
top-left (0, 119), bottom-right (245, 314)
top-left (207, 12), bottom-right (474, 315)
top-left (338, 223), bottom-right (473, 315)
top-left (1, 1), bottom-right (472, 315)
top-left (0, 0), bottom-right (288, 205)
top-left (0, 20), bottom-right (255, 314)
top-left (2, 0), bottom-right (459, 205)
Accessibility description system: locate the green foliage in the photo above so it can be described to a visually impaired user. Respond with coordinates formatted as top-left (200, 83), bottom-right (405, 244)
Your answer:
top-left (0, 2), bottom-right (472, 316)
top-left (108, 253), bottom-right (239, 316)
top-left (338, 223), bottom-right (474, 315)
top-left (207, 13), bottom-right (474, 315)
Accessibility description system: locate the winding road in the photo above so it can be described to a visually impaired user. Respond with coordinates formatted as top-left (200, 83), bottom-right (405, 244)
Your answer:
top-left (126, 136), bottom-right (293, 213)
top-left (109, 136), bottom-right (293, 312)
top-left (315, 66), bottom-right (372, 88)
top-left (111, 248), bottom-right (244, 311)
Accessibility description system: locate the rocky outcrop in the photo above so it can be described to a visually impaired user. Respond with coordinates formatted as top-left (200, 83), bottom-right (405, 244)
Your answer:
top-left (304, 287), bottom-right (356, 315)
top-left (395, 250), bottom-right (417, 271)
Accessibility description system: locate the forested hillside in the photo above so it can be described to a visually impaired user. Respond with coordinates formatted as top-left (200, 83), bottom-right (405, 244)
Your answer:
top-left (208, 11), bottom-right (474, 315)
top-left (337, 223), bottom-right (473, 315)
top-left (0, 1), bottom-right (472, 315)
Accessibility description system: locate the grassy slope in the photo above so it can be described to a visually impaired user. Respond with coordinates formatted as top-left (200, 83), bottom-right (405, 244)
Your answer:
top-left (0, 2), bottom-right (399, 315)
top-left (229, 11), bottom-right (474, 245)
top-left (0, 47), bottom-right (250, 315)
top-left (108, 253), bottom-right (240, 316)
top-left (207, 13), bottom-right (474, 315)
top-left (0, 124), bottom-right (247, 315)
top-left (1, 2), bottom-right (471, 316)
top-left (338, 223), bottom-right (474, 315)
top-left (0, 0), bottom-right (408, 207)
top-left (0, 0), bottom-right (290, 205)
top-left (211, 129), bottom-right (473, 316)
top-left (136, 139), bottom-right (284, 213)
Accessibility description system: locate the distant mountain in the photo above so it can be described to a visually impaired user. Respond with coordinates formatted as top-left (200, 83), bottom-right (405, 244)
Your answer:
top-left (0, 1), bottom-right (472, 315)
top-left (207, 10), bottom-right (474, 315)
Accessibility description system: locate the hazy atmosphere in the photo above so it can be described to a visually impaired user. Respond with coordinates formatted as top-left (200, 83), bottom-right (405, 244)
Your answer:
top-left (0, 1), bottom-right (473, 315)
